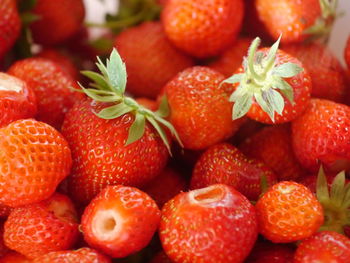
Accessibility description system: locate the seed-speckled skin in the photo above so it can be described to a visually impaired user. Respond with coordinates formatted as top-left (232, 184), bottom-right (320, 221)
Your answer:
top-left (159, 184), bottom-right (258, 263)
top-left (292, 99), bottom-right (350, 173)
top-left (165, 66), bottom-right (243, 150)
top-left (256, 181), bottom-right (323, 243)
top-left (345, 36), bottom-right (350, 70)
top-left (191, 143), bottom-right (277, 200)
top-left (30, 0), bottom-right (85, 45)
top-left (245, 241), bottom-right (295, 263)
top-left (4, 193), bottom-right (79, 259)
top-left (162, 0), bottom-right (244, 58)
top-left (239, 124), bottom-right (305, 181)
top-left (114, 22), bottom-right (194, 99)
top-left (0, 0), bottom-right (21, 59)
top-left (0, 203), bottom-right (12, 218)
top-left (0, 119), bottom-right (72, 207)
top-left (0, 73), bottom-right (37, 129)
top-left (8, 58), bottom-right (83, 130)
top-left (61, 99), bottom-right (168, 204)
top-left (32, 247), bottom-right (111, 263)
top-left (81, 186), bottom-right (161, 258)
top-left (283, 42), bottom-right (347, 102)
top-left (294, 231), bottom-right (350, 263)
top-left (256, 0), bottom-right (321, 44)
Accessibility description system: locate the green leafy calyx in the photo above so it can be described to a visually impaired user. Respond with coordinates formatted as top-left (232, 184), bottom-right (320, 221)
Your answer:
top-left (221, 36), bottom-right (303, 122)
top-left (79, 48), bottom-right (182, 153)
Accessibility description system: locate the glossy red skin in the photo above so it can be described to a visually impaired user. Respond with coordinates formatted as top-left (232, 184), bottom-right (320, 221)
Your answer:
top-left (0, 73), bottom-right (37, 128)
top-left (191, 143), bottom-right (277, 200)
top-left (30, 0), bottom-right (85, 45)
top-left (8, 58), bottom-right (83, 130)
top-left (0, 119), bottom-right (72, 207)
top-left (239, 124), bottom-right (305, 181)
top-left (114, 21), bottom-right (194, 99)
top-left (283, 42), bottom-right (347, 102)
top-left (346, 36), bottom-right (350, 70)
top-left (61, 99), bottom-right (168, 205)
top-left (294, 231), bottom-right (350, 262)
top-left (162, 0), bottom-right (244, 58)
top-left (135, 98), bottom-right (159, 111)
top-left (81, 186), bottom-right (161, 258)
top-left (0, 252), bottom-right (30, 263)
top-left (292, 99), bottom-right (350, 173)
top-left (4, 193), bottom-right (79, 259)
top-left (245, 241), bottom-right (295, 263)
top-left (0, 0), bottom-right (21, 59)
top-left (235, 48), bottom-right (312, 124)
top-left (31, 248), bottom-right (111, 263)
top-left (159, 184), bottom-right (258, 263)
top-left (149, 251), bottom-right (173, 263)
top-left (165, 66), bottom-right (244, 150)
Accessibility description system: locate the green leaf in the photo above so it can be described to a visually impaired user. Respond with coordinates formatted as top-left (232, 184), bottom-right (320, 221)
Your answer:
top-left (316, 166), bottom-right (330, 204)
top-left (330, 171), bottom-right (346, 207)
top-left (265, 35), bottom-right (281, 66)
top-left (78, 84), bottom-right (121, 102)
top-left (153, 115), bottom-right (183, 147)
top-left (96, 56), bottom-right (109, 78)
top-left (20, 12), bottom-right (40, 25)
top-left (221, 73), bottom-right (244, 85)
top-left (156, 96), bottom-right (170, 118)
top-left (146, 116), bottom-right (171, 154)
top-left (232, 92), bottom-right (253, 120)
top-left (95, 103), bottom-right (133, 119)
top-left (274, 78), bottom-right (294, 103)
top-left (273, 62), bottom-right (303, 78)
top-left (107, 49), bottom-right (127, 94)
top-left (126, 113), bottom-right (146, 145)
top-left (255, 91), bottom-right (275, 121)
top-left (263, 89), bottom-right (285, 116)
top-left (81, 71), bottom-right (112, 91)
top-left (89, 38), bottom-right (114, 54)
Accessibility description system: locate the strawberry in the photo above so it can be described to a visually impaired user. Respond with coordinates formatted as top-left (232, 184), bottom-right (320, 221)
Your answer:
top-left (0, 73), bottom-right (37, 128)
top-left (136, 98), bottom-right (158, 111)
top-left (161, 0), bottom-right (244, 58)
top-left (0, 252), bottom-right (30, 263)
top-left (30, 0), bottom-right (85, 45)
top-left (292, 99), bottom-right (350, 173)
top-left (283, 42), bottom-right (347, 102)
top-left (8, 58), bottom-right (83, 130)
top-left (0, 223), bottom-right (9, 258)
top-left (191, 143), bottom-right (277, 200)
top-left (114, 21), bottom-right (194, 99)
top-left (245, 241), bottom-right (295, 263)
top-left (0, 204), bottom-right (12, 218)
top-left (230, 119), bottom-right (264, 144)
top-left (165, 66), bottom-right (243, 150)
top-left (346, 36), bottom-right (350, 69)
top-left (31, 248), bottom-right (111, 263)
top-left (223, 37), bottom-right (311, 124)
top-left (239, 124), bottom-right (305, 181)
top-left (81, 185), bottom-right (161, 258)
top-left (149, 251), bottom-right (173, 263)
top-left (0, 0), bottom-right (21, 59)
top-left (294, 231), bottom-right (350, 262)
top-left (256, 181), bottom-right (324, 243)
top-left (0, 119), bottom-right (72, 207)
top-left (4, 193), bottom-right (79, 259)
top-left (159, 184), bottom-right (258, 263)
top-left (208, 38), bottom-right (252, 77)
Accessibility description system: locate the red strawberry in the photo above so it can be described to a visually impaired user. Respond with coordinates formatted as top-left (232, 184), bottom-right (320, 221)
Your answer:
top-left (0, 119), bottom-right (72, 207)
top-left (159, 184), bottom-right (258, 263)
top-left (292, 99), bottom-right (350, 173)
top-left (256, 181), bottom-right (324, 243)
top-left (346, 36), bottom-right (350, 69)
top-left (165, 66), bottom-right (243, 150)
top-left (149, 251), bottom-right (173, 263)
top-left (239, 124), bottom-right (305, 181)
top-left (223, 37), bottom-right (311, 124)
top-left (0, 223), bottom-right (9, 258)
top-left (294, 231), bottom-right (350, 262)
top-left (4, 193), bottom-right (79, 259)
top-left (162, 0), bottom-right (244, 58)
top-left (114, 21), bottom-right (194, 99)
top-left (283, 42), bottom-right (347, 102)
top-left (0, 0), bottom-right (21, 59)
top-left (135, 98), bottom-right (158, 111)
top-left (191, 143), bottom-right (277, 200)
top-left (0, 73), bottom-right (37, 128)
top-left (0, 204), bottom-right (12, 218)
top-left (31, 247), bottom-right (111, 263)
top-left (245, 241), bottom-right (295, 263)
top-left (30, 0), bottom-right (85, 45)
top-left (0, 252), bottom-right (30, 263)
top-left (299, 173), bottom-right (338, 194)
top-left (81, 185), bottom-right (161, 258)
top-left (8, 58), bottom-right (83, 130)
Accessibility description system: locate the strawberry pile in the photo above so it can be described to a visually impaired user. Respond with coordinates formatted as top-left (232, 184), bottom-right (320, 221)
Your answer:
top-left (0, 0), bottom-right (350, 262)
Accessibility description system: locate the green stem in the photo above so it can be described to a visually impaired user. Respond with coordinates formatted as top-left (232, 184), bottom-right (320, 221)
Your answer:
top-left (247, 38), bottom-right (264, 82)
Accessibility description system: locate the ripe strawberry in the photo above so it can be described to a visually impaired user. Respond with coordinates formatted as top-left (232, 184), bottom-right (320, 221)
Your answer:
top-left (0, 252), bottom-right (30, 263)
top-left (223, 37), bottom-right (311, 124)
top-left (0, 119), bottom-right (72, 207)
top-left (159, 184), bottom-right (258, 263)
top-left (208, 38), bottom-right (252, 77)
top-left (149, 251), bottom-right (173, 263)
top-left (292, 99), bottom-right (350, 173)
top-left (30, 0), bottom-right (85, 45)
top-left (136, 98), bottom-right (158, 111)
top-left (283, 42), bottom-right (347, 102)
top-left (114, 21), bottom-right (194, 99)
top-left (0, 73), bottom-right (37, 128)
top-left (165, 66), bottom-right (243, 150)
top-left (191, 143), bottom-right (277, 200)
top-left (0, 223), bottom-right (9, 258)
top-left (256, 181), bottom-right (324, 243)
top-left (239, 124), bottom-right (305, 181)
top-left (81, 185), bottom-right (161, 258)
top-left (294, 231), bottom-right (350, 262)
top-left (0, 0), bottom-right (21, 59)
top-left (245, 241), bottom-right (295, 263)
top-left (31, 248), bottom-right (111, 263)
top-left (346, 36), bottom-right (350, 69)
top-left (161, 0), bottom-right (244, 58)
top-left (0, 204), bottom-right (12, 218)
top-left (4, 193), bottom-right (79, 259)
